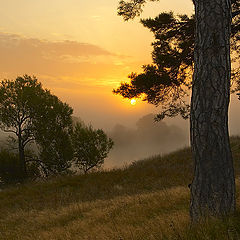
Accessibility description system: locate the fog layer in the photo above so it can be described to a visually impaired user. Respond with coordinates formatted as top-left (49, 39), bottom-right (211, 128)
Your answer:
top-left (105, 113), bottom-right (189, 168)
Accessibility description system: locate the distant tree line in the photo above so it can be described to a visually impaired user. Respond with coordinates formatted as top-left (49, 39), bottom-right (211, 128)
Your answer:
top-left (0, 75), bottom-right (113, 184)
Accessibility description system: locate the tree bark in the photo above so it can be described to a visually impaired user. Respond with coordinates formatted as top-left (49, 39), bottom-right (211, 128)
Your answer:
top-left (18, 132), bottom-right (27, 179)
top-left (190, 0), bottom-right (235, 220)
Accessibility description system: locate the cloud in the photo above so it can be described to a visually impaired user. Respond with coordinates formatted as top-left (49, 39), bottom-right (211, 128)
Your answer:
top-left (0, 32), bottom-right (113, 58)
top-left (0, 32), bottom-right (136, 89)
top-left (0, 32), bottom-right (120, 76)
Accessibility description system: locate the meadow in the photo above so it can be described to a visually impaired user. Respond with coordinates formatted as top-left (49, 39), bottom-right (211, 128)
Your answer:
top-left (0, 136), bottom-right (240, 240)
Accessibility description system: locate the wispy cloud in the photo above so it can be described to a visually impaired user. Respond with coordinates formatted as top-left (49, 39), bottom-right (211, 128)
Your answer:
top-left (0, 32), bottom-right (114, 58)
top-left (0, 32), bottom-right (137, 90)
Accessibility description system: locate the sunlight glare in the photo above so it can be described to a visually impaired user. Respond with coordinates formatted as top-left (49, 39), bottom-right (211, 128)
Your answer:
top-left (130, 99), bottom-right (136, 105)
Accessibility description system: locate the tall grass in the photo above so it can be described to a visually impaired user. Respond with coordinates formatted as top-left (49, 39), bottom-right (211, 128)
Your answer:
top-left (0, 136), bottom-right (239, 239)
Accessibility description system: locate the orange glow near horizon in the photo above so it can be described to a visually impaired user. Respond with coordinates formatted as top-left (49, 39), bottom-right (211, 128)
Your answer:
top-left (0, 0), bottom-right (194, 129)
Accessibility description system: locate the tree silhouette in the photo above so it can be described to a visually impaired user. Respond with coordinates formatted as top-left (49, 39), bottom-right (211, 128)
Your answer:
top-left (116, 0), bottom-right (238, 220)
top-left (0, 75), bottom-right (48, 178)
top-left (114, 4), bottom-right (240, 120)
top-left (72, 122), bottom-right (114, 174)
top-left (35, 93), bottom-right (73, 176)
top-left (114, 12), bottom-right (193, 119)
top-left (0, 75), bottom-right (73, 179)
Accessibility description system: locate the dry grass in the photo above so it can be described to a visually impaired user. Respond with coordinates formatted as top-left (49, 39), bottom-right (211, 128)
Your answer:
top-left (0, 186), bottom-right (189, 240)
top-left (0, 136), bottom-right (240, 239)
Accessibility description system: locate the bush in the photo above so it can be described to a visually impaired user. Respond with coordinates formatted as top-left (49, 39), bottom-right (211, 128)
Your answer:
top-left (0, 149), bottom-right (22, 184)
top-left (0, 149), bottom-right (41, 184)
top-left (72, 122), bottom-right (114, 173)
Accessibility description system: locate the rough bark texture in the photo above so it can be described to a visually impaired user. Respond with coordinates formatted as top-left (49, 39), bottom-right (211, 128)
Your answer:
top-left (190, 0), bottom-right (236, 220)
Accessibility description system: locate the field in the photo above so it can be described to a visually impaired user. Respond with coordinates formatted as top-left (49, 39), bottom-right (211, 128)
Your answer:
top-left (0, 136), bottom-right (240, 240)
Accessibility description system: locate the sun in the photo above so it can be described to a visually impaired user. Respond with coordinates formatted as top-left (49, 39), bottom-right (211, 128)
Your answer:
top-left (130, 99), bottom-right (136, 105)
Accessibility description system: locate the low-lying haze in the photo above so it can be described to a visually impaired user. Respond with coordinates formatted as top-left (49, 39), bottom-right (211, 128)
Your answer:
top-left (105, 113), bottom-right (189, 168)
top-left (0, 0), bottom-right (240, 168)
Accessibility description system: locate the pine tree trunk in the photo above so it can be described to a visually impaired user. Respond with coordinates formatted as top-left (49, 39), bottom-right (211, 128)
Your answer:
top-left (190, 0), bottom-right (235, 220)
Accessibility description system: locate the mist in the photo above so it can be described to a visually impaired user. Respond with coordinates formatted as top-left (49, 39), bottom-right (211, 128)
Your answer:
top-left (105, 113), bottom-right (189, 168)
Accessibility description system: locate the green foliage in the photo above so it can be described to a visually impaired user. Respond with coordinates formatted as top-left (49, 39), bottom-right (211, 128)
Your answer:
top-left (118, 0), bottom-right (160, 21)
top-left (113, 12), bottom-right (194, 119)
top-left (0, 75), bottom-right (44, 138)
top-left (0, 75), bottom-right (50, 176)
top-left (72, 122), bottom-right (114, 173)
top-left (0, 149), bottom-right (22, 184)
top-left (0, 148), bottom-right (41, 184)
top-left (35, 92), bottom-right (73, 176)
top-left (25, 161), bottom-right (41, 180)
top-left (0, 75), bottom-right (74, 178)
top-left (114, 2), bottom-right (240, 119)
top-left (38, 130), bottom-right (73, 176)
top-left (0, 75), bottom-right (115, 178)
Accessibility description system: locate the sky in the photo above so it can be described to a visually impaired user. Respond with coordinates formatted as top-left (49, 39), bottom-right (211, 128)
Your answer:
top-left (0, 0), bottom-right (239, 139)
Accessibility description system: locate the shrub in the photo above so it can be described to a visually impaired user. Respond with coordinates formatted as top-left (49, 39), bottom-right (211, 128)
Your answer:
top-left (72, 122), bottom-right (114, 173)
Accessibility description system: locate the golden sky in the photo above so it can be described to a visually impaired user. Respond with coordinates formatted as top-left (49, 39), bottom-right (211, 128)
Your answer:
top-left (4, 0), bottom-right (240, 133)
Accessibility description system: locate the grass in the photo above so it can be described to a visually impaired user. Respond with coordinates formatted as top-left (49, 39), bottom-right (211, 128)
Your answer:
top-left (0, 136), bottom-right (240, 239)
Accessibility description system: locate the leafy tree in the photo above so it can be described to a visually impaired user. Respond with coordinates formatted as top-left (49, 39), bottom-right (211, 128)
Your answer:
top-left (116, 0), bottom-right (239, 220)
top-left (0, 75), bottom-right (73, 178)
top-left (35, 94), bottom-right (73, 176)
top-left (37, 133), bottom-right (73, 176)
top-left (72, 122), bottom-right (114, 174)
top-left (0, 75), bottom-right (48, 178)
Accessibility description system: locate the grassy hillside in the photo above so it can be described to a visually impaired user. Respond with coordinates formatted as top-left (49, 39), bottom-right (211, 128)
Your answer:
top-left (0, 136), bottom-right (240, 239)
